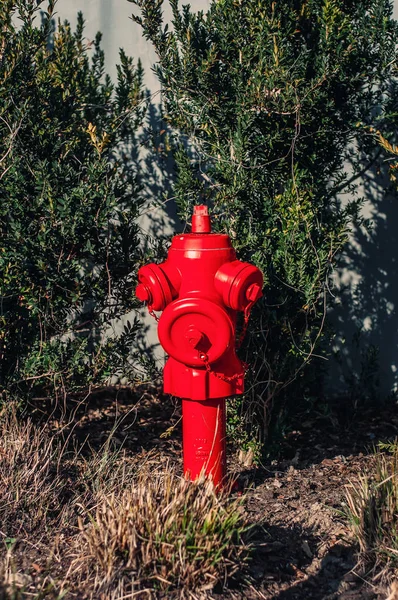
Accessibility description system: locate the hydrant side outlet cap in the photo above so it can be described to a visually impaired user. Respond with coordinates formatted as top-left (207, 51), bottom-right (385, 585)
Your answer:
top-left (215, 261), bottom-right (264, 310)
top-left (136, 283), bottom-right (150, 303)
top-left (137, 264), bottom-right (174, 311)
top-left (229, 264), bottom-right (263, 310)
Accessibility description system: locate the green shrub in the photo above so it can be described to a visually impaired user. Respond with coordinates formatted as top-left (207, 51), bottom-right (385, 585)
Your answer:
top-left (0, 1), bottom-right (149, 401)
top-left (130, 0), bottom-right (398, 442)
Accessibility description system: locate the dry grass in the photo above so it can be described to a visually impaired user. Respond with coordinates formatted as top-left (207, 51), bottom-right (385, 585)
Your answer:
top-left (0, 406), bottom-right (67, 537)
top-left (0, 405), bottom-right (72, 599)
top-left (75, 468), bottom-right (249, 597)
top-left (0, 405), bottom-right (250, 599)
top-left (345, 441), bottom-right (398, 581)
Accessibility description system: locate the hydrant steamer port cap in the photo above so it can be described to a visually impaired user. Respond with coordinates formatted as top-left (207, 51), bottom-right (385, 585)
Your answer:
top-left (158, 297), bottom-right (234, 367)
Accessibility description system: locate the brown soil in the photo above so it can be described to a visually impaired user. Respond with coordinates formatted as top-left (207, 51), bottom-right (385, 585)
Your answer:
top-left (235, 409), bottom-right (398, 600)
top-left (12, 391), bottom-right (398, 599)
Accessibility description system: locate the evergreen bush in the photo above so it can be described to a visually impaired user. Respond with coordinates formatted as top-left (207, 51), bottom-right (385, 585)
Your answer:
top-left (0, 0), bottom-right (148, 402)
top-left (130, 0), bottom-right (398, 443)
top-left (378, 70), bottom-right (398, 183)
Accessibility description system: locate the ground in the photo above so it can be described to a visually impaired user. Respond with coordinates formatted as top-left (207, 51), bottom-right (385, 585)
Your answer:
top-left (2, 388), bottom-right (398, 600)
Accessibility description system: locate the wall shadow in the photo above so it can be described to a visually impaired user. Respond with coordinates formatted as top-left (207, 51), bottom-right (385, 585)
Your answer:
top-left (327, 159), bottom-right (398, 404)
top-left (139, 99), bottom-right (182, 247)
top-left (134, 99), bottom-right (182, 367)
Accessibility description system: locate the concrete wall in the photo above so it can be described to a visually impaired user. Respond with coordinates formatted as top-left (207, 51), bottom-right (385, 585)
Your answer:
top-left (53, 0), bottom-right (398, 397)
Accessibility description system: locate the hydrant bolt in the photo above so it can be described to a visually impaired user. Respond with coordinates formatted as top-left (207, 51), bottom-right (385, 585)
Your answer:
top-left (246, 282), bottom-right (262, 303)
top-left (185, 326), bottom-right (204, 350)
top-left (191, 204), bottom-right (211, 233)
top-left (136, 283), bottom-right (151, 303)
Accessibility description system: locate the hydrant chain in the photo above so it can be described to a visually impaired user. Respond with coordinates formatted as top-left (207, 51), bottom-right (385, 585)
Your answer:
top-left (198, 351), bottom-right (248, 383)
top-left (147, 305), bottom-right (160, 322)
top-left (236, 301), bottom-right (255, 349)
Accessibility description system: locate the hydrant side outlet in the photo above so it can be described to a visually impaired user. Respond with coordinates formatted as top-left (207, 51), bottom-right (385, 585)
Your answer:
top-left (135, 205), bottom-right (263, 486)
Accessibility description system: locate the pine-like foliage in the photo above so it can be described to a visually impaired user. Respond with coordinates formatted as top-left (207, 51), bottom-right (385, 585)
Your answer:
top-left (379, 68), bottom-right (398, 182)
top-left (0, 1), bottom-right (148, 401)
top-left (131, 0), bottom-right (398, 440)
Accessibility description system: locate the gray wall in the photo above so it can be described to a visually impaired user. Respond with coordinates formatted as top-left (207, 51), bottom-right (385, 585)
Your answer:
top-left (53, 0), bottom-right (398, 397)
top-left (53, 0), bottom-right (210, 87)
top-left (328, 0), bottom-right (398, 399)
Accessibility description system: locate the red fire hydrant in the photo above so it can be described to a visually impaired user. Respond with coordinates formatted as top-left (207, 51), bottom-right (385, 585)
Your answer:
top-left (136, 206), bottom-right (263, 487)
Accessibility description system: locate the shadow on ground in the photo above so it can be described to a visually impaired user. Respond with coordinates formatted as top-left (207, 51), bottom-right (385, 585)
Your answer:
top-left (29, 386), bottom-right (182, 458)
top-left (246, 525), bottom-right (363, 600)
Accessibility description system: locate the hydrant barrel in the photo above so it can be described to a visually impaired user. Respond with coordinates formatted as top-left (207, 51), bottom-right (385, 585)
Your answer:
top-left (182, 397), bottom-right (226, 483)
top-left (135, 205), bottom-right (263, 487)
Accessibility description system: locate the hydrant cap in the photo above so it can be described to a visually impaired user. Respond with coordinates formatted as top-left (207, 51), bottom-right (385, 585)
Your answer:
top-left (215, 261), bottom-right (264, 311)
top-left (158, 298), bottom-right (233, 367)
top-left (136, 283), bottom-right (150, 303)
top-left (137, 264), bottom-right (173, 311)
top-left (228, 264), bottom-right (263, 310)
